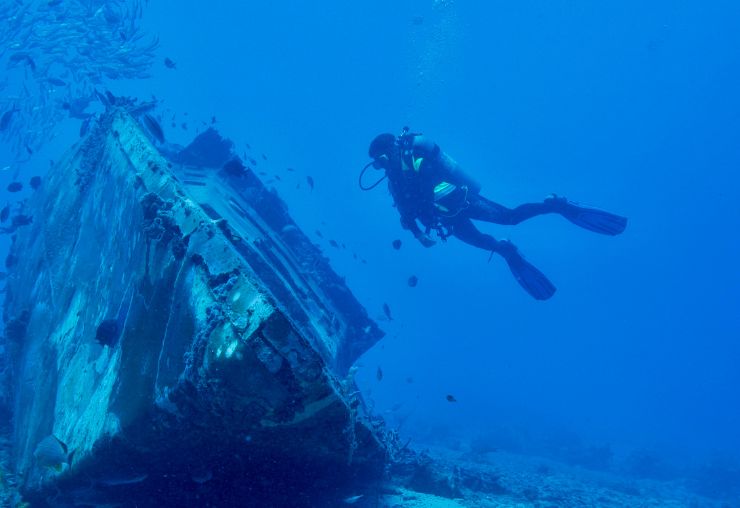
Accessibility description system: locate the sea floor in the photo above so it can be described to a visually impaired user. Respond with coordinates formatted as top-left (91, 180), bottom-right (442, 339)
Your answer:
top-left (379, 445), bottom-right (734, 508)
top-left (2, 442), bottom-right (736, 507)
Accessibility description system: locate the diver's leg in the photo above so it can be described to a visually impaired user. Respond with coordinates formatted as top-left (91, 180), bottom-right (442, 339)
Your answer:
top-left (464, 195), bottom-right (556, 225)
top-left (448, 218), bottom-right (556, 300)
top-left (448, 216), bottom-right (501, 251)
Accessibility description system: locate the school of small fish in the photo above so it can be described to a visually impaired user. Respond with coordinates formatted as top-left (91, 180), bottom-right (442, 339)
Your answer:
top-left (0, 0), bottom-right (158, 158)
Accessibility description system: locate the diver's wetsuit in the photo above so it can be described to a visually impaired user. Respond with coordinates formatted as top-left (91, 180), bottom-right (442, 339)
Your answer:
top-left (385, 134), bottom-right (556, 253)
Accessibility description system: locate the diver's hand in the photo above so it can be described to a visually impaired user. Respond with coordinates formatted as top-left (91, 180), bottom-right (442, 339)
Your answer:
top-left (415, 232), bottom-right (436, 248)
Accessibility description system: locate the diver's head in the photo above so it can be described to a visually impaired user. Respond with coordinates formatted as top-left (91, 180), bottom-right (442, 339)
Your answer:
top-left (368, 133), bottom-right (397, 169)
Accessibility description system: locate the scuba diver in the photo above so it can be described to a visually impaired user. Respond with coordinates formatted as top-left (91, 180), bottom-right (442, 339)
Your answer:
top-left (360, 128), bottom-right (627, 300)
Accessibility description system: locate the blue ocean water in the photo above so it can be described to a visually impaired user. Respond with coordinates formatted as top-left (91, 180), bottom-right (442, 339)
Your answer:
top-left (2, 0), bottom-right (740, 504)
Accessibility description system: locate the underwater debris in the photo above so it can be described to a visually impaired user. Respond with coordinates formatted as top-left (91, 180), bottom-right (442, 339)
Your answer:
top-left (407, 275), bottom-right (418, 287)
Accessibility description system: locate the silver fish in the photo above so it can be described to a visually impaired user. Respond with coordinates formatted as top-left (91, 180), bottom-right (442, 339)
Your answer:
top-left (33, 435), bottom-right (71, 471)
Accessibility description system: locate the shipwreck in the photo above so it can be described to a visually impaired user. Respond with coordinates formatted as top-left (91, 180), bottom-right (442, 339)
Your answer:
top-left (0, 106), bottom-right (390, 506)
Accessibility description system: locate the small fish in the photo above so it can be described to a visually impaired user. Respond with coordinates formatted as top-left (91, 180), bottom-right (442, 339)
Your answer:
top-left (211, 116), bottom-right (217, 124)
top-left (94, 89), bottom-right (111, 107)
top-left (274, 175), bottom-right (282, 181)
top-left (6, 182), bottom-right (22, 193)
top-left (261, 153), bottom-right (267, 161)
top-left (0, 205), bottom-right (7, 223)
top-left (343, 495), bottom-right (364, 504)
top-left (11, 214), bottom-right (32, 227)
top-left (29, 176), bottom-right (41, 190)
top-left (164, 57), bottom-right (177, 69)
top-left (34, 435), bottom-right (73, 472)
top-left (376, 366), bottom-right (383, 381)
top-left (446, 394), bottom-right (457, 403)
top-left (0, 106), bottom-right (19, 132)
top-left (8, 53), bottom-right (35, 70)
top-left (405, 377), bottom-right (414, 384)
top-left (382, 303), bottom-right (393, 320)
top-left (407, 275), bottom-right (418, 287)
top-left (142, 114), bottom-right (165, 144)
top-left (392, 239), bottom-right (402, 250)
top-left (248, 157), bottom-right (257, 166)
top-left (191, 470), bottom-right (212, 484)
top-left (306, 175), bottom-right (314, 190)
top-left (99, 473), bottom-right (148, 486)
top-left (46, 77), bottom-right (67, 87)
top-left (286, 167), bottom-right (295, 172)
top-left (181, 122), bottom-right (188, 130)
top-left (329, 239), bottom-right (339, 248)
top-left (80, 116), bottom-right (92, 137)
top-left (315, 230), bottom-right (324, 238)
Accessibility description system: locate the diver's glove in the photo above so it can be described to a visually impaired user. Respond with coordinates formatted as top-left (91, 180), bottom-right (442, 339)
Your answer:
top-left (415, 231), bottom-right (436, 248)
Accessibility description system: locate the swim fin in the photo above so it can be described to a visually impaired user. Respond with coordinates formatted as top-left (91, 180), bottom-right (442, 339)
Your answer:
top-left (547, 196), bottom-right (628, 236)
top-left (499, 241), bottom-right (556, 300)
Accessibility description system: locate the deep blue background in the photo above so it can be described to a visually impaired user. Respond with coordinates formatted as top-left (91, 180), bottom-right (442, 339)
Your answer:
top-left (4, 0), bottom-right (740, 472)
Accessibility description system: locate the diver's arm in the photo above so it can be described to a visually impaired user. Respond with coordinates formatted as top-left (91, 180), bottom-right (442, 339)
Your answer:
top-left (400, 215), bottom-right (435, 247)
